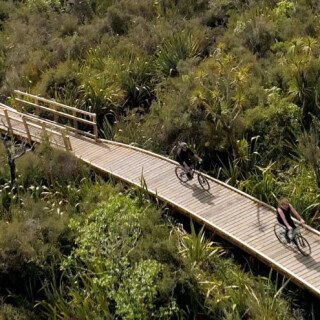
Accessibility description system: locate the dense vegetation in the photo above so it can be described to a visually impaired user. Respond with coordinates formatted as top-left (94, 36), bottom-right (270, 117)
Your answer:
top-left (0, 0), bottom-right (320, 318)
top-left (1, 0), bottom-right (320, 227)
top-left (0, 142), bottom-right (304, 319)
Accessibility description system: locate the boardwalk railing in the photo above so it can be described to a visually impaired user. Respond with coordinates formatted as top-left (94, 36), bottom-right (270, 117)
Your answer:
top-left (13, 90), bottom-right (98, 140)
top-left (0, 103), bottom-right (72, 150)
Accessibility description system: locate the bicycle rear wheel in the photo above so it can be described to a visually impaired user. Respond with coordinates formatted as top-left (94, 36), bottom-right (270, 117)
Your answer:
top-left (294, 234), bottom-right (311, 256)
top-left (274, 223), bottom-right (287, 244)
top-left (198, 173), bottom-right (210, 191)
top-left (175, 166), bottom-right (189, 183)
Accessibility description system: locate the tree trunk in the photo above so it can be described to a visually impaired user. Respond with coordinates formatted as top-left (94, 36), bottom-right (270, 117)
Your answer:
top-left (8, 158), bottom-right (16, 186)
top-left (315, 168), bottom-right (320, 189)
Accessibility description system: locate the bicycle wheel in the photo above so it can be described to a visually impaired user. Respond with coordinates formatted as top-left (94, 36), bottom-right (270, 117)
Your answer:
top-left (294, 234), bottom-right (311, 256)
top-left (175, 166), bottom-right (189, 183)
top-left (274, 223), bottom-right (287, 245)
top-left (198, 173), bottom-right (210, 191)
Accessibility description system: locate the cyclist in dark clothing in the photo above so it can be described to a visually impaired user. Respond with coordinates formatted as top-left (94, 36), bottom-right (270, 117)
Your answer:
top-left (176, 142), bottom-right (202, 180)
top-left (277, 198), bottom-right (305, 240)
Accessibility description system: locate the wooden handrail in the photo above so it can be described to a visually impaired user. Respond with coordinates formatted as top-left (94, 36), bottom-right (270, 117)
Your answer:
top-left (14, 90), bottom-right (94, 117)
top-left (13, 90), bottom-right (98, 139)
top-left (15, 98), bottom-right (96, 126)
top-left (0, 103), bottom-right (96, 140)
top-left (0, 103), bottom-right (65, 129)
top-left (0, 106), bottom-right (71, 150)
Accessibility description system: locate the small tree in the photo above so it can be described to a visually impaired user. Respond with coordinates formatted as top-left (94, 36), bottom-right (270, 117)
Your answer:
top-left (0, 134), bottom-right (34, 186)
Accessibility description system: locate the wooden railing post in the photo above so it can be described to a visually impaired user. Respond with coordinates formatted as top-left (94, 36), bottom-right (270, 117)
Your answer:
top-left (14, 95), bottom-right (22, 112)
top-left (22, 116), bottom-right (32, 144)
top-left (3, 109), bottom-right (14, 137)
top-left (53, 105), bottom-right (58, 123)
top-left (41, 121), bottom-right (47, 142)
top-left (67, 135), bottom-right (72, 151)
top-left (72, 110), bottom-right (78, 130)
top-left (35, 99), bottom-right (40, 116)
top-left (93, 114), bottom-right (98, 140)
top-left (61, 128), bottom-right (70, 150)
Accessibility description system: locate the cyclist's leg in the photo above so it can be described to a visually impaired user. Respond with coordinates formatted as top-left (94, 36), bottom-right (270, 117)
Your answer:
top-left (287, 217), bottom-right (298, 239)
top-left (186, 160), bottom-right (193, 179)
top-left (277, 222), bottom-right (288, 241)
top-left (289, 223), bottom-right (300, 238)
top-left (292, 227), bottom-right (300, 237)
top-left (277, 217), bottom-right (290, 241)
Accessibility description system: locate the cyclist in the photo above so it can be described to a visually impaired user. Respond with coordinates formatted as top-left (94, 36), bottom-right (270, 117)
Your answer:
top-left (277, 198), bottom-right (305, 241)
top-left (176, 142), bottom-right (202, 180)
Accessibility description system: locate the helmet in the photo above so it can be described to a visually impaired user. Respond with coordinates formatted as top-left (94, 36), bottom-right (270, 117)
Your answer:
top-left (180, 142), bottom-right (188, 148)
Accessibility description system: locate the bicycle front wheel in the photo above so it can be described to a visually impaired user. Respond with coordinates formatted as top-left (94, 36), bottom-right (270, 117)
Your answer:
top-left (175, 166), bottom-right (189, 183)
top-left (198, 173), bottom-right (210, 191)
top-left (294, 234), bottom-right (311, 256)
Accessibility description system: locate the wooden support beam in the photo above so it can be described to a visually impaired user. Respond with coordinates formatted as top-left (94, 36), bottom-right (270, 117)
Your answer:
top-left (61, 129), bottom-right (70, 150)
top-left (53, 105), bottom-right (58, 123)
top-left (3, 109), bottom-right (14, 137)
top-left (67, 135), bottom-right (72, 151)
top-left (14, 95), bottom-right (23, 112)
top-left (35, 99), bottom-right (40, 116)
top-left (93, 114), bottom-right (98, 140)
top-left (41, 121), bottom-right (47, 140)
top-left (72, 110), bottom-right (78, 129)
top-left (22, 116), bottom-right (32, 144)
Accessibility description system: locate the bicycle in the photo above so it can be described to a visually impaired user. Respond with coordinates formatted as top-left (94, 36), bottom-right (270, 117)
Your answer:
top-left (274, 223), bottom-right (311, 256)
top-left (175, 162), bottom-right (210, 191)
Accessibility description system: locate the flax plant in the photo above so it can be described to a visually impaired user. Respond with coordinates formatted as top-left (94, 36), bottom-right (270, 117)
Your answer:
top-left (179, 222), bottom-right (225, 264)
top-left (156, 33), bottom-right (202, 76)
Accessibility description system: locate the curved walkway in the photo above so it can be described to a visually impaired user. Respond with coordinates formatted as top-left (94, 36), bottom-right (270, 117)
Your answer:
top-left (0, 104), bottom-right (320, 297)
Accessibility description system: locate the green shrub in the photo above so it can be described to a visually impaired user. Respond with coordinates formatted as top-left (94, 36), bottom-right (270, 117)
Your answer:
top-left (56, 13), bottom-right (78, 37)
top-left (88, 0), bottom-right (116, 15)
top-left (15, 141), bottom-right (89, 187)
top-left (16, 152), bottom-right (43, 187)
top-left (35, 60), bottom-right (80, 97)
top-left (41, 195), bottom-right (180, 319)
top-left (278, 163), bottom-right (320, 226)
top-left (0, 143), bottom-right (9, 184)
top-left (67, 0), bottom-right (94, 23)
top-left (26, 0), bottom-right (62, 13)
top-left (154, 0), bottom-right (208, 18)
top-left (107, 5), bottom-right (130, 35)
top-left (0, 303), bottom-right (35, 320)
top-left (156, 32), bottom-right (204, 76)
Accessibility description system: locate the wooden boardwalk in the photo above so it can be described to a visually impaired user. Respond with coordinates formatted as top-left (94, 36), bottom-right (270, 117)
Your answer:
top-left (0, 94), bottom-right (320, 297)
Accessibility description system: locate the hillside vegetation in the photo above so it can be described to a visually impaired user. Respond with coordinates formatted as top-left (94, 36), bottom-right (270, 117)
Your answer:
top-left (1, 0), bottom-right (320, 227)
top-left (0, 143), bottom-right (303, 319)
top-left (0, 0), bottom-right (320, 318)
